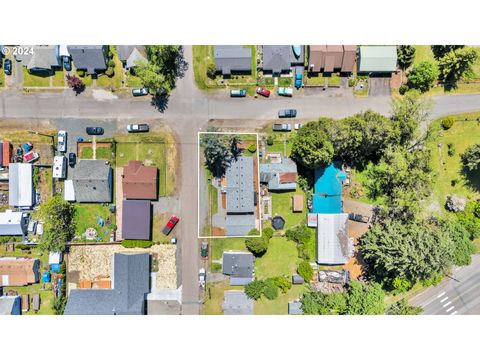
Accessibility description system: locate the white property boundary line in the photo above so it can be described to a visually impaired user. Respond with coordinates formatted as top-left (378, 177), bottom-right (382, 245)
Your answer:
top-left (197, 131), bottom-right (262, 239)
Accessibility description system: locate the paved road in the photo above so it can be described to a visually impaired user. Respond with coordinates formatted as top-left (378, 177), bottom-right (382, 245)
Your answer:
top-left (410, 254), bottom-right (480, 315)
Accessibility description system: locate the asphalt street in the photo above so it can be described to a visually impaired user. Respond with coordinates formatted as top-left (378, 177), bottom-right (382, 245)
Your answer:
top-left (410, 254), bottom-right (480, 315)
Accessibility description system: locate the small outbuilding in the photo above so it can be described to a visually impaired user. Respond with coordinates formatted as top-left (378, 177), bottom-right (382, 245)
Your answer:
top-left (271, 215), bottom-right (285, 230)
top-left (288, 300), bottom-right (304, 315)
top-left (292, 195), bottom-right (303, 212)
top-left (292, 274), bottom-right (304, 284)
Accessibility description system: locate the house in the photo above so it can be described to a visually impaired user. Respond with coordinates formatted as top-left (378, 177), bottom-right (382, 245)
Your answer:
top-left (15, 45), bottom-right (61, 74)
top-left (122, 160), bottom-right (158, 200)
top-left (315, 213), bottom-right (353, 265)
top-left (0, 210), bottom-right (29, 236)
top-left (222, 290), bottom-right (253, 315)
top-left (308, 45), bottom-right (356, 73)
top-left (214, 45), bottom-right (252, 76)
top-left (288, 300), bottom-right (303, 315)
top-left (9, 163), bottom-right (34, 208)
top-left (222, 251), bottom-right (254, 285)
top-left (0, 141), bottom-right (13, 167)
top-left (358, 46), bottom-right (397, 73)
top-left (117, 45), bottom-right (147, 71)
top-left (263, 45), bottom-right (305, 75)
top-left (292, 274), bottom-right (304, 284)
top-left (122, 200), bottom-right (151, 240)
top-left (259, 157), bottom-right (297, 191)
top-left (292, 194), bottom-right (303, 212)
top-left (64, 253), bottom-right (150, 315)
top-left (0, 295), bottom-right (21, 315)
top-left (225, 156), bottom-right (256, 236)
top-left (0, 257), bottom-right (40, 286)
top-left (67, 45), bottom-right (108, 75)
top-left (72, 160), bottom-right (112, 203)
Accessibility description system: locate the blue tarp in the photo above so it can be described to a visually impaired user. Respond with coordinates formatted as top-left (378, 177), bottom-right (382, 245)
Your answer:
top-left (42, 272), bottom-right (51, 283)
top-left (312, 162), bottom-right (345, 214)
top-left (50, 264), bottom-right (60, 273)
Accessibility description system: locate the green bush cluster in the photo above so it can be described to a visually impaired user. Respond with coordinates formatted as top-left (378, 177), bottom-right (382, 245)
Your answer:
top-left (297, 260), bottom-right (314, 282)
top-left (286, 225), bottom-right (314, 260)
top-left (245, 227), bottom-right (274, 257)
top-left (121, 240), bottom-right (153, 248)
top-left (244, 276), bottom-right (292, 301)
top-left (105, 67), bottom-right (115, 77)
top-left (77, 70), bottom-right (85, 77)
top-left (441, 116), bottom-right (455, 130)
top-left (247, 144), bottom-right (257, 153)
top-left (266, 136), bottom-right (274, 146)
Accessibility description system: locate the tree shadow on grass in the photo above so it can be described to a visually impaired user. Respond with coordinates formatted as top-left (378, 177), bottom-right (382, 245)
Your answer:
top-left (461, 166), bottom-right (480, 193)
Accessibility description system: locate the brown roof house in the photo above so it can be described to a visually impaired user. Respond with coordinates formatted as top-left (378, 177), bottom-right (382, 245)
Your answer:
top-left (308, 45), bottom-right (356, 73)
top-left (0, 257), bottom-right (40, 286)
top-left (122, 160), bottom-right (158, 200)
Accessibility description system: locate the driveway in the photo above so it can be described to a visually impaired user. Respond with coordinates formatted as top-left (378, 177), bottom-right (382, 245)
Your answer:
top-left (368, 76), bottom-right (391, 97)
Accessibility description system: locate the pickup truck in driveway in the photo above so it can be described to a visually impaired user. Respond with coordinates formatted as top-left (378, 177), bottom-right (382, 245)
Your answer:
top-left (272, 123), bottom-right (292, 131)
top-left (278, 109), bottom-right (297, 118)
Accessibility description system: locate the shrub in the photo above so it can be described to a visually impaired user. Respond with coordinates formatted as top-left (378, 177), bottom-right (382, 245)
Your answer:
top-left (399, 84), bottom-right (409, 95)
top-left (247, 144), bottom-right (257, 153)
top-left (275, 276), bottom-right (292, 294)
top-left (245, 280), bottom-right (265, 300)
top-left (121, 240), bottom-right (153, 248)
top-left (447, 143), bottom-right (455, 156)
top-left (77, 70), bottom-right (85, 77)
top-left (245, 236), bottom-right (269, 257)
top-left (206, 63), bottom-right (216, 80)
top-left (263, 279), bottom-right (279, 300)
top-left (407, 61), bottom-right (439, 92)
top-left (16, 244), bottom-right (32, 251)
top-left (348, 78), bottom-right (356, 87)
top-left (391, 277), bottom-right (412, 294)
top-left (297, 260), bottom-right (314, 282)
top-left (108, 59), bottom-right (116, 68)
top-left (420, 273), bottom-right (443, 287)
top-left (263, 227), bottom-right (274, 239)
top-left (266, 136), bottom-right (275, 146)
top-left (441, 116), bottom-right (455, 130)
top-left (105, 67), bottom-right (114, 77)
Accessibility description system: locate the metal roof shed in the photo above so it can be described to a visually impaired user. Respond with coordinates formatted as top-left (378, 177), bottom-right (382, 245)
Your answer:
top-left (8, 163), bottom-right (33, 208)
top-left (316, 213), bottom-right (353, 265)
top-left (358, 46), bottom-right (397, 73)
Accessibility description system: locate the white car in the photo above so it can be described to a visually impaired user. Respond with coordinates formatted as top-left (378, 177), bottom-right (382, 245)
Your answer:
top-left (199, 268), bottom-right (206, 288)
top-left (36, 222), bottom-right (44, 237)
top-left (294, 123), bottom-right (303, 130)
top-left (58, 130), bottom-right (67, 153)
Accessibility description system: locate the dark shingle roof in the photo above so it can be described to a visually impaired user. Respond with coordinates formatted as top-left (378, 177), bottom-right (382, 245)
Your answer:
top-left (214, 46), bottom-right (252, 75)
top-left (67, 45), bottom-right (107, 74)
top-left (263, 45), bottom-right (291, 73)
top-left (226, 156), bottom-right (254, 214)
top-left (72, 160), bottom-right (112, 203)
top-left (64, 253), bottom-right (150, 315)
top-left (222, 251), bottom-right (254, 283)
top-left (122, 200), bottom-right (151, 240)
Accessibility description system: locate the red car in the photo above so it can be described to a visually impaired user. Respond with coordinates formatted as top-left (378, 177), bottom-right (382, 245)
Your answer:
top-left (23, 151), bottom-right (39, 163)
top-left (162, 215), bottom-right (180, 235)
top-left (256, 87), bottom-right (271, 97)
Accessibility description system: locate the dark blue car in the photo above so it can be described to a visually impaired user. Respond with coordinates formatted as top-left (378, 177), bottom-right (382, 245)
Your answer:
top-left (4, 58), bottom-right (12, 75)
top-left (63, 56), bottom-right (72, 71)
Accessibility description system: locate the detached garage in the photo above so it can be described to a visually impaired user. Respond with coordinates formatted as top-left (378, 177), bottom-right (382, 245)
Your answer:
top-left (358, 46), bottom-right (397, 73)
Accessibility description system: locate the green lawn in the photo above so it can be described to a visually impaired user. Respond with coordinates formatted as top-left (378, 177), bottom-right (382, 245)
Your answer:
top-left (266, 133), bottom-right (294, 157)
top-left (211, 237), bottom-right (247, 260)
top-left (126, 72), bottom-right (143, 87)
top-left (307, 73), bottom-right (342, 86)
top-left (0, 59), bottom-right (5, 87)
top-left (278, 77), bottom-right (293, 87)
top-left (254, 284), bottom-right (305, 315)
top-left (52, 70), bottom-right (64, 86)
top-left (203, 279), bottom-right (239, 315)
top-left (427, 113), bottom-right (480, 205)
top-left (79, 147), bottom-right (93, 159)
top-left (96, 46), bottom-right (123, 90)
top-left (73, 203), bottom-right (116, 240)
top-left (255, 236), bottom-right (299, 279)
top-left (22, 68), bottom-right (50, 87)
top-left (152, 214), bottom-right (172, 244)
top-left (192, 45), bottom-right (215, 90)
top-left (413, 45), bottom-right (435, 66)
top-left (95, 145), bottom-right (114, 160)
top-left (271, 189), bottom-right (306, 230)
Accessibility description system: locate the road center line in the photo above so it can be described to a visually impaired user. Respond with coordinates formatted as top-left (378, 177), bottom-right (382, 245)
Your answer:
top-left (440, 297), bottom-right (449, 303)
top-left (437, 292), bottom-right (446, 298)
top-left (443, 301), bottom-right (452, 307)
top-left (446, 306), bottom-right (455, 312)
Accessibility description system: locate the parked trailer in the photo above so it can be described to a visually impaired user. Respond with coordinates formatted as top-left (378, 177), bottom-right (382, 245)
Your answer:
top-left (52, 156), bottom-right (67, 179)
top-left (32, 293), bottom-right (40, 312)
top-left (21, 294), bottom-right (30, 312)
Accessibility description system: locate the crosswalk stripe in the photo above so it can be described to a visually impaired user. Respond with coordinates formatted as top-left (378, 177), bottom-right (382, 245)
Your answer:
top-left (440, 297), bottom-right (449, 303)
top-left (450, 311), bottom-right (458, 315)
top-left (443, 301), bottom-right (452, 307)
top-left (446, 306), bottom-right (455, 312)
top-left (437, 292), bottom-right (446, 298)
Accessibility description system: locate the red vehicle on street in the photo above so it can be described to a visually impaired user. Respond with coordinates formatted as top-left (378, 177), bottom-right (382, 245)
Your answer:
top-left (256, 87), bottom-right (271, 97)
top-left (162, 215), bottom-right (180, 235)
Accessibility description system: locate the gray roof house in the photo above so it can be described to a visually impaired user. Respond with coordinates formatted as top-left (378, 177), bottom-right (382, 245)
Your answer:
top-left (72, 160), bottom-right (112, 203)
top-left (222, 251), bottom-right (254, 285)
top-left (67, 45), bottom-right (108, 75)
top-left (64, 253), bottom-right (150, 315)
top-left (263, 45), bottom-right (304, 74)
top-left (226, 156), bottom-right (254, 214)
top-left (214, 45), bottom-right (252, 76)
top-left (222, 290), bottom-right (253, 315)
top-left (225, 214), bottom-right (256, 236)
top-left (358, 46), bottom-right (398, 73)
top-left (0, 210), bottom-right (29, 236)
top-left (117, 45), bottom-right (147, 70)
top-left (15, 45), bottom-right (61, 73)
top-left (122, 200), bottom-right (151, 240)
top-left (9, 163), bottom-right (34, 208)
top-left (259, 157), bottom-right (298, 191)
top-left (315, 213), bottom-right (353, 265)
top-left (0, 295), bottom-right (21, 315)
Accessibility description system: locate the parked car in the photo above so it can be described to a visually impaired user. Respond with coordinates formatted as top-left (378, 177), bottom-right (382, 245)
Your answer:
top-left (68, 152), bottom-right (77, 167)
top-left (86, 127), bottom-right (104, 136)
top-left (278, 109), bottom-right (297, 118)
top-left (37, 222), bottom-right (44, 237)
top-left (277, 87), bottom-right (293, 97)
top-left (200, 242), bottom-right (209, 258)
top-left (4, 58), bottom-right (12, 75)
top-left (63, 56), bottom-right (72, 71)
top-left (256, 87), bottom-right (271, 97)
top-left (132, 88), bottom-right (149, 96)
top-left (162, 215), bottom-right (180, 235)
top-left (23, 151), bottom-right (39, 163)
top-left (348, 213), bottom-right (370, 223)
top-left (28, 220), bottom-right (38, 234)
top-left (294, 123), bottom-right (303, 130)
top-left (272, 124), bottom-right (292, 131)
top-left (230, 89), bottom-right (247, 97)
top-left (57, 130), bottom-right (67, 153)
top-left (198, 268), bottom-right (206, 288)
top-left (295, 73), bottom-right (303, 88)
top-left (127, 124), bottom-right (150, 133)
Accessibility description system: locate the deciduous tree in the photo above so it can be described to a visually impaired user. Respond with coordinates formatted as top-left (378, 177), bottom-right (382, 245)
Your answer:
top-left (407, 61), bottom-right (439, 93)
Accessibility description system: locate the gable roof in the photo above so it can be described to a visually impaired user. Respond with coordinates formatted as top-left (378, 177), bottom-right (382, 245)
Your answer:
top-left (316, 213), bottom-right (353, 265)
top-left (226, 156), bottom-right (254, 214)
top-left (358, 46), bottom-right (397, 73)
top-left (263, 45), bottom-right (291, 73)
top-left (117, 46), bottom-right (147, 69)
top-left (72, 160), bottom-right (112, 203)
top-left (67, 45), bottom-right (107, 74)
top-left (222, 251), bottom-right (254, 285)
top-left (15, 45), bottom-right (60, 71)
top-left (0, 210), bottom-right (29, 236)
top-left (308, 45), bottom-right (356, 73)
top-left (0, 257), bottom-right (40, 286)
top-left (214, 45), bottom-right (252, 75)
top-left (0, 296), bottom-right (21, 315)
top-left (222, 290), bottom-right (253, 315)
top-left (122, 160), bottom-right (158, 199)
top-left (342, 45), bottom-right (357, 72)
top-left (64, 253), bottom-right (150, 315)
top-left (122, 200), bottom-right (151, 240)
top-left (9, 163), bottom-right (33, 207)
top-left (259, 157), bottom-right (297, 191)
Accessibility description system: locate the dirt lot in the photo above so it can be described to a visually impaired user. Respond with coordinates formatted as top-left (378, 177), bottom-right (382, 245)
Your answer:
top-left (67, 244), bottom-right (178, 292)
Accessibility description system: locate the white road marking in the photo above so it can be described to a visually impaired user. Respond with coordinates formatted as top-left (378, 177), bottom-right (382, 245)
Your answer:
top-left (446, 306), bottom-right (455, 312)
top-left (443, 301), bottom-right (452, 307)
top-left (440, 297), bottom-right (449, 303)
top-left (450, 311), bottom-right (458, 315)
top-left (437, 292), bottom-right (446, 298)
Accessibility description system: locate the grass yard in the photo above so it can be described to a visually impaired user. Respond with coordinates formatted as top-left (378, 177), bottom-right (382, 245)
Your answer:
top-left (255, 236), bottom-right (299, 279)
top-left (413, 45), bottom-right (435, 66)
top-left (96, 47), bottom-right (123, 90)
top-left (126, 72), bottom-right (143, 88)
top-left (73, 203), bottom-right (116, 240)
top-left (266, 134), bottom-right (294, 157)
top-left (203, 279), bottom-right (239, 315)
top-left (52, 70), bottom-right (65, 86)
top-left (0, 59), bottom-right (5, 87)
top-left (353, 80), bottom-right (369, 97)
top-left (192, 45), bottom-right (215, 90)
top-left (211, 237), bottom-right (247, 260)
top-left (307, 73), bottom-right (342, 86)
top-left (22, 68), bottom-right (50, 87)
top-left (278, 77), bottom-right (293, 87)
top-left (79, 146), bottom-right (93, 159)
top-left (254, 284), bottom-right (305, 315)
top-left (427, 113), bottom-right (480, 205)
top-left (271, 189), bottom-right (306, 230)
top-left (95, 145), bottom-right (114, 160)
top-left (152, 214), bottom-right (173, 244)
